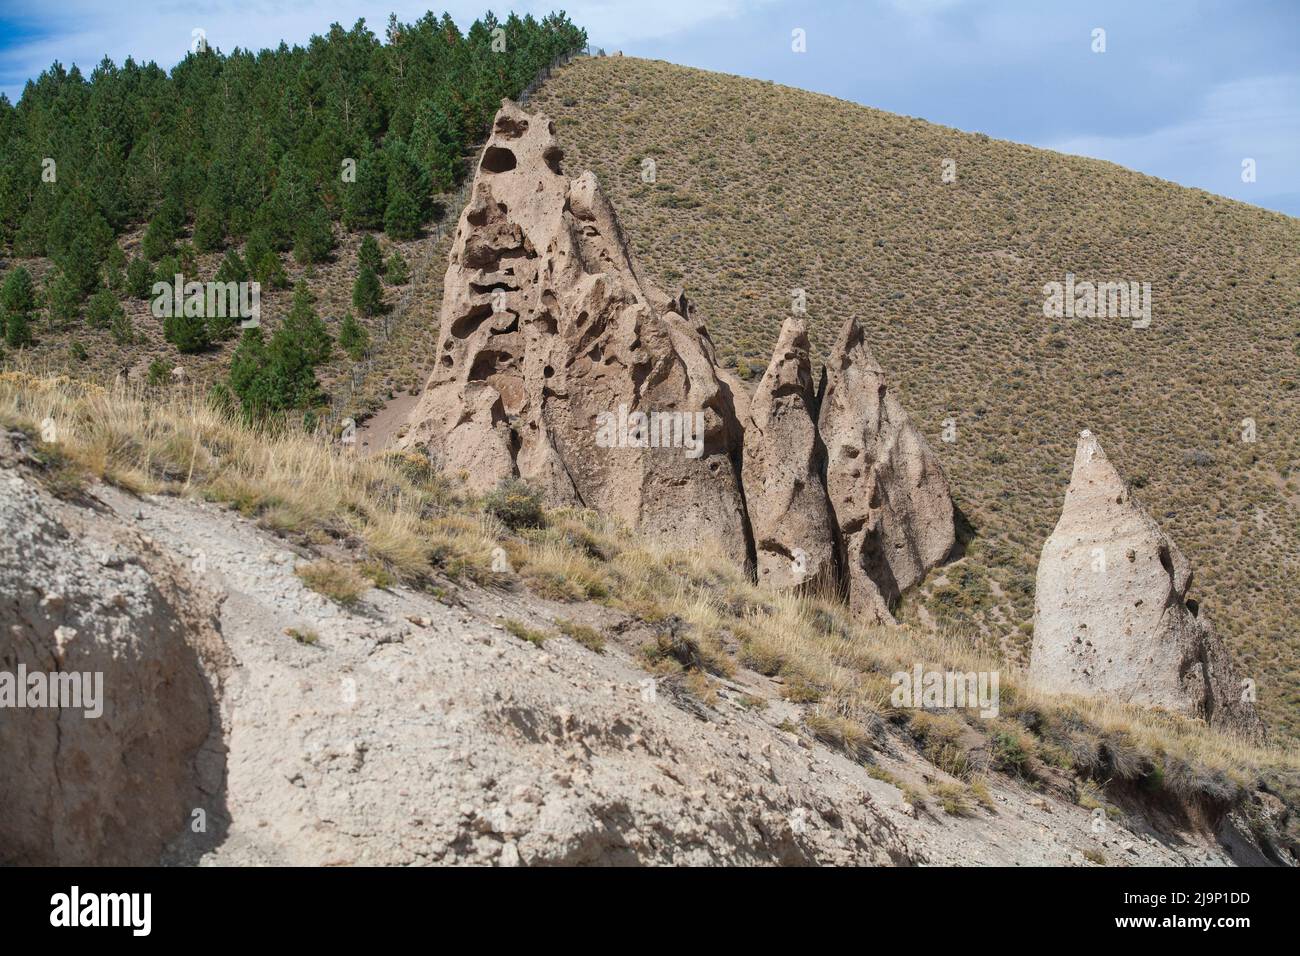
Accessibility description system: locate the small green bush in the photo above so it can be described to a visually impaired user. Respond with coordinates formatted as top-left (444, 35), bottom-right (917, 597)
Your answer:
top-left (484, 478), bottom-right (546, 530)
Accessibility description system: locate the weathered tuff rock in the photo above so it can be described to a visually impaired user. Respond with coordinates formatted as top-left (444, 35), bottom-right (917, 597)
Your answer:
top-left (741, 317), bottom-right (837, 591)
top-left (401, 100), bottom-right (751, 566)
top-left (817, 317), bottom-right (956, 622)
top-left (0, 437), bottom-right (227, 864)
top-left (1029, 431), bottom-right (1263, 738)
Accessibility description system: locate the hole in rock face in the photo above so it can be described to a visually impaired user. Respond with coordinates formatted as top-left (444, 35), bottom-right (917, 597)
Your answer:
top-left (1158, 544), bottom-right (1174, 575)
top-left (481, 146), bottom-right (518, 173)
top-left (469, 350), bottom-right (515, 382)
top-left (494, 115), bottom-right (529, 138)
top-left (543, 146), bottom-right (565, 175)
top-left (1186, 598), bottom-right (1199, 617)
top-left (450, 303), bottom-right (494, 339)
top-left (543, 365), bottom-right (554, 378)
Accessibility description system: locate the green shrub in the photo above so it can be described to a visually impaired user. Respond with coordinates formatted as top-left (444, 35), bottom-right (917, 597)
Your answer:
top-left (484, 478), bottom-right (546, 531)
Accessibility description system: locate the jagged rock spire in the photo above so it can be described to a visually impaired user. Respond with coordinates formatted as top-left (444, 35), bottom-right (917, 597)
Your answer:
top-left (741, 316), bottom-right (837, 592)
top-left (817, 317), bottom-right (956, 624)
top-left (400, 100), bottom-right (752, 566)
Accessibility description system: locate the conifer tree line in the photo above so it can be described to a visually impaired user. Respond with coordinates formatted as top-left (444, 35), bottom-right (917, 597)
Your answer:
top-left (0, 10), bottom-right (587, 304)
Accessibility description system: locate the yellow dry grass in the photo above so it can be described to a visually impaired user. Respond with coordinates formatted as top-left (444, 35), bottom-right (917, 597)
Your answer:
top-left (2, 367), bottom-right (1296, 827)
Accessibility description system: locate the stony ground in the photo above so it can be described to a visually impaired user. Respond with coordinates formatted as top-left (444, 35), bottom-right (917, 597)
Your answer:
top-left (29, 475), bottom-right (1240, 866)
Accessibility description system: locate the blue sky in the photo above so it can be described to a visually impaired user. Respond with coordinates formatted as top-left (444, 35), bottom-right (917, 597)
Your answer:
top-left (1, 0), bottom-right (1296, 216)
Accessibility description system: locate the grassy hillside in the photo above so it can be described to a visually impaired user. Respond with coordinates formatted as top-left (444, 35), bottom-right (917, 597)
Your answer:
top-left (2, 219), bottom-right (450, 420)
top-left (1, 223), bottom-right (443, 413)
top-left (523, 56), bottom-right (1300, 740)
top-left (4, 370), bottom-right (1297, 850)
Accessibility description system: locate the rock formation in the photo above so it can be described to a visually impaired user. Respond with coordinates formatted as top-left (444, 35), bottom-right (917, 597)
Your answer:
top-left (0, 434), bottom-right (227, 864)
top-left (401, 102), bottom-right (957, 612)
top-left (1029, 430), bottom-right (1263, 738)
top-left (817, 317), bottom-right (956, 623)
top-left (400, 100), bottom-right (752, 567)
top-left (740, 316), bottom-right (837, 591)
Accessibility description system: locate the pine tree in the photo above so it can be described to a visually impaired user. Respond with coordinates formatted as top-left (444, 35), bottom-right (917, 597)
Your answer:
top-left (155, 254), bottom-right (182, 286)
top-left (352, 263), bottom-right (383, 316)
top-left (142, 197), bottom-right (183, 261)
top-left (254, 250), bottom-right (289, 290)
top-left (177, 241), bottom-right (199, 276)
top-left (384, 182), bottom-right (421, 240)
top-left (228, 326), bottom-right (271, 413)
top-left (57, 231), bottom-right (104, 297)
top-left (293, 203), bottom-right (335, 264)
top-left (1, 266), bottom-right (36, 318)
top-left (46, 272), bottom-right (82, 327)
top-left (342, 150), bottom-right (387, 232)
top-left (126, 257), bottom-right (154, 299)
top-left (225, 282), bottom-right (339, 416)
top-left (244, 229), bottom-right (273, 275)
top-left (338, 311), bottom-right (369, 360)
top-left (4, 309), bottom-right (31, 348)
top-left (104, 243), bottom-right (127, 293)
top-left (109, 310), bottom-right (134, 345)
top-left (358, 234), bottom-right (384, 275)
top-left (283, 282), bottom-right (332, 364)
top-left (86, 288), bottom-right (123, 330)
top-left (165, 308), bottom-right (210, 354)
top-left (263, 323), bottom-right (324, 410)
top-left (1, 266), bottom-right (36, 341)
top-left (192, 200), bottom-right (225, 252)
top-left (207, 312), bottom-right (237, 343)
top-left (215, 249), bottom-right (249, 284)
top-left (385, 250), bottom-right (409, 285)
top-left (409, 99), bottom-right (460, 193)
top-left (46, 189), bottom-right (112, 296)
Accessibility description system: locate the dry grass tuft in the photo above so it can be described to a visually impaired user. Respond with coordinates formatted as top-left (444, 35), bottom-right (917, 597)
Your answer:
top-left (295, 559), bottom-right (369, 606)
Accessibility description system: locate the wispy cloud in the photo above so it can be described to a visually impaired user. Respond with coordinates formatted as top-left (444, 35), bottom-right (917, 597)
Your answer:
top-left (1048, 75), bottom-right (1300, 215)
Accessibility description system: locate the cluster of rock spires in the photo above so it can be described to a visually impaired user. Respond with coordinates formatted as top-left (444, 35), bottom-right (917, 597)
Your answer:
top-left (402, 100), bottom-right (1262, 736)
top-left (1029, 431), bottom-right (1263, 739)
top-left (400, 99), bottom-right (957, 623)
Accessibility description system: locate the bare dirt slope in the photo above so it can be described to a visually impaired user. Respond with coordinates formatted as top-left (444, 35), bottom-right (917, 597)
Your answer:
top-left (3, 451), bottom-right (1263, 866)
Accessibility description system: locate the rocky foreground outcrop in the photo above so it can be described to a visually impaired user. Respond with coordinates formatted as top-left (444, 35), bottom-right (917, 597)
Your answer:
top-left (1029, 431), bottom-right (1263, 739)
top-left (399, 100), bottom-right (752, 567)
top-left (817, 318), bottom-right (956, 623)
top-left (405, 100), bottom-right (956, 618)
top-left (0, 433), bottom-right (227, 864)
top-left (5, 458), bottom-right (1272, 866)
